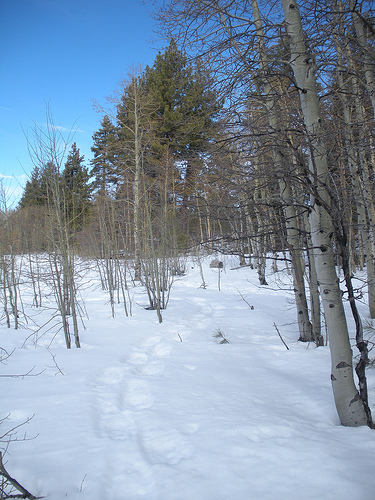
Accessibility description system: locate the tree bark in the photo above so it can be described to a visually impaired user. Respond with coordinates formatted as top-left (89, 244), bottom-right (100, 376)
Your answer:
top-left (251, 0), bottom-right (313, 340)
top-left (281, 0), bottom-right (369, 426)
top-left (333, 12), bottom-right (375, 318)
top-left (349, 0), bottom-right (375, 118)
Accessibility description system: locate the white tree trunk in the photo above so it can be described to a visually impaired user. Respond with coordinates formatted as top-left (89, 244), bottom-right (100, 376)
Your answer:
top-left (333, 26), bottom-right (375, 318)
top-left (251, 0), bottom-right (313, 341)
top-left (349, 0), bottom-right (375, 118)
top-left (281, 0), bottom-right (368, 426)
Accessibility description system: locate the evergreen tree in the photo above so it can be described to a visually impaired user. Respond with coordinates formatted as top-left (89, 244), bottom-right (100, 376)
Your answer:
top-left (90, 116), bottom-right (119, 196)
top-left (19, 161), bottom-right (58, 208)
top-left (111, 41), bottom-right (223, 251)
top-left (145, 40), bottom-right (221, 156)
top-left (61, 142), bottom-right (92, 229)
top-left (18, 166), bottom-right (44, 208)
top-left (144, 40), bottom-right (222, 201)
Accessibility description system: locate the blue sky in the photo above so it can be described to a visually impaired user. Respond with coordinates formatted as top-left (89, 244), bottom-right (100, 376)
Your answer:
top-left (0, 0), bottom-right (163, 206)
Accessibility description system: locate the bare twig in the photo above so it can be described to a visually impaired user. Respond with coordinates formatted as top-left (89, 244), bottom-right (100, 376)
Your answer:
top-left (237, 289), bottom-right (254, 309)
top-left (21, 313), bottom-right (60, 348)
top-left (0, 348), bottom-right (15, 363)
top-left (0, 366), bottom-right (45, 379)
top-left (0, 415), bottom-right (36, 442)
top-left (46, 348), bottom-right (64, 376)
top-left (79, 473), bottom-right (87, 492)
top-left (273, 322), bottom-right (289, 350)
top-left (0, 451), bottom-right (40, 499)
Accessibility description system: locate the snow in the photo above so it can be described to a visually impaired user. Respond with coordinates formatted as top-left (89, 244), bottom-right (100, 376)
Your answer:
top-left (1, 256), bottom-right (375, 499)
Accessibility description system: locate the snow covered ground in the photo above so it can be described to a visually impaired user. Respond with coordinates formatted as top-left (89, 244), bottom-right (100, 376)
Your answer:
top-left (1, 255), bottom-right (375, 499)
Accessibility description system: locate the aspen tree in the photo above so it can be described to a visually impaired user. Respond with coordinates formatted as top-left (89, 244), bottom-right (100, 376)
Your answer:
top-left (251, 0), bottom-right (315, 341)
top-left (281, 0), bottom-right (370, 426)
top-left (26, 107), bottom-right (81, 348)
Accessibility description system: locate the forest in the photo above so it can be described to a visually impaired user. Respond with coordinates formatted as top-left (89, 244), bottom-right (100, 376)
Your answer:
top-left (2, 0), bottom-right (375, 444)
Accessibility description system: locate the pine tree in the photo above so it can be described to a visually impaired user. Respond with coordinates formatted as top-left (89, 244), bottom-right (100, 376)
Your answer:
top-left (145, 39), bottom-right (221, 158)
top-left (90, 116), bottom-right (119, 197)
top-left (18, 166), bottom-right (44, 208)
top-left (143, 40), bottom-right (222, 209)
top-left (19, 162), bottom-right (58, 209)
top-left (61, 142), bottom-right (92, 230)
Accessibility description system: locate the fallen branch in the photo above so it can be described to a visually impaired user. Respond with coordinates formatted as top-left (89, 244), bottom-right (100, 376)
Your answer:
top-left (237, 290), bottom-right (254, 310)
top-left (0, 451), bottom-right (40, 499)
top-left (273, 323), bottom-right (289, 350)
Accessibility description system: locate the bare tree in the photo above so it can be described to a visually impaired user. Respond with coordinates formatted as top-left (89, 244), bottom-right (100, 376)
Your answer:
top-left (25, 106), bottom-right (82, 348)
top-left (0, 183), bottom-right (22, 330)
top-left (281, 0), bottom-right (370, 426)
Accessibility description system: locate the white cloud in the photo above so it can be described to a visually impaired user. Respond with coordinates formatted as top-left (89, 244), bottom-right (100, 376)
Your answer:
top-left (44, 123), bottom-right (85, 134)
top-left (0, 173), bottom-right (26, 180)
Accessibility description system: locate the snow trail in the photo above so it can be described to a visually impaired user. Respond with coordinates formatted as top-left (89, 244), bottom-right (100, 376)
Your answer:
top-left (91, 267), bottom-right (292, 498)
top-left (93, 328), bottom-right (197, 498)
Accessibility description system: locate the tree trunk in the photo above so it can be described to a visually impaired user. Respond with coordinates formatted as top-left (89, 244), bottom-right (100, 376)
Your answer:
top-left (281, 0), bottom-right (369, 426)
top-left (333, 11), bottom-right (375, 319)
top-left (251, 0), bottom-right (313, 340)
top-left (303, 210), bottom-right (322, 344)
top-left (349, 0), bottom-right (375, 118)
top-left (133, 85), bottom-right (142, 280)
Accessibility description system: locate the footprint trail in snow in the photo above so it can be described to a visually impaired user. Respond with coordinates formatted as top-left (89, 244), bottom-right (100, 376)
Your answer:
top-left (93, 335), bottom-right (194, 499)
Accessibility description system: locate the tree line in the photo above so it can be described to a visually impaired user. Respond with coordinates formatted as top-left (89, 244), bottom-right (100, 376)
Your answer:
top-left (2, 0), bottom-right (375, 428)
